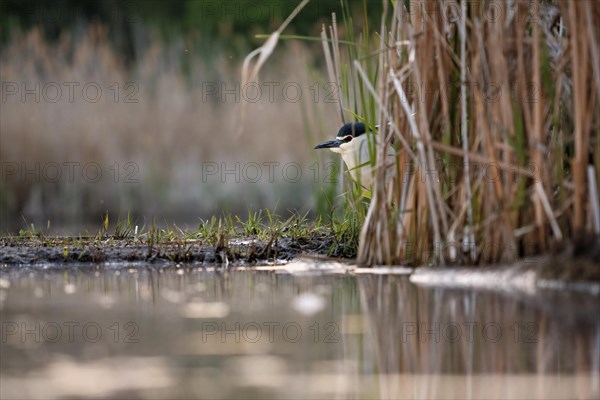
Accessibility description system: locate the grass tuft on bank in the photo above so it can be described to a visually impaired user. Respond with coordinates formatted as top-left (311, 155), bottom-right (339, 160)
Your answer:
top-left (2, 210), bottom-right (359, 265)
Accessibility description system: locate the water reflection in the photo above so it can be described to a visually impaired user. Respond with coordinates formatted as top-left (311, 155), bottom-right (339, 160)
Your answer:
top-left (358, 275), bottom-right (599, 399)
top-left (0, 265), bottom-right (598, 399)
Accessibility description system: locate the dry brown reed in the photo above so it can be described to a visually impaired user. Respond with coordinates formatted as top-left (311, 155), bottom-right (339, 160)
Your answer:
top-left (353, 0), bottom-right (599, 266)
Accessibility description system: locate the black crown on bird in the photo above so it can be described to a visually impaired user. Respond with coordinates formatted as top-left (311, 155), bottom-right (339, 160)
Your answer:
top-left (337, 122), bottom-right (367, 138)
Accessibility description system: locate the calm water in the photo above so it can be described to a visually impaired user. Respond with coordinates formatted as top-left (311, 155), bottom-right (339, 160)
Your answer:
top-left (0, 263), bottom-right (598, 399)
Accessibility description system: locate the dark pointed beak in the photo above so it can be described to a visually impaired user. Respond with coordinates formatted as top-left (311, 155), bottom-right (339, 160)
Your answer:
top-left (314, 139), bottom-right (341, 149)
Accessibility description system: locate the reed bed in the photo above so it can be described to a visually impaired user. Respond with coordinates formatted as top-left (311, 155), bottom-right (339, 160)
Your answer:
top-left (313, 0), bottom-right (600, 266)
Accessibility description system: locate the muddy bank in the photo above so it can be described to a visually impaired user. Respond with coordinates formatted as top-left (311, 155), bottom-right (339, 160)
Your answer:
top-left (0, 234), bottom-right (337, 266)
top-left (1, 234), bottom-right (598, 285)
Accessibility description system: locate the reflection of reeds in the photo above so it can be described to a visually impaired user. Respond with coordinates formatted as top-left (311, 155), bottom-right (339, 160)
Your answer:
top-left (0, 25), bottom-right (337, 230)
top-left (333, 0), bottom-right (600, 265)
top-left (357, 275), bottom-right (600, 398)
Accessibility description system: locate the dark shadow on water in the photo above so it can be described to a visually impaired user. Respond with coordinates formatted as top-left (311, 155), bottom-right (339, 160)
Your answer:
top-left (0, 265), bottom-right (598, 399)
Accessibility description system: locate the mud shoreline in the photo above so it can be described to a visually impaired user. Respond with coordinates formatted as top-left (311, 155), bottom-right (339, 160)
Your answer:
top-left (0, 235), bottom-right (335, 266)
top-left (1, 235), bottom-right (598, 285)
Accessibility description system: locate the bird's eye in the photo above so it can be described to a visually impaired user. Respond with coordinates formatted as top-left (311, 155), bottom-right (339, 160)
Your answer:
top-left (342, 135), bottom-right (353, 143)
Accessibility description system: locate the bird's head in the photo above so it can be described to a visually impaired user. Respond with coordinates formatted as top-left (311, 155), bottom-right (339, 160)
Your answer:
top-left (314, 122), bottom-right (367, 154)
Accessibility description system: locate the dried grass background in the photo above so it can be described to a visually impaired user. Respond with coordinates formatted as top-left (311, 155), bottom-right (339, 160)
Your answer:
top-left (0, 24), bottom-right (339, 231)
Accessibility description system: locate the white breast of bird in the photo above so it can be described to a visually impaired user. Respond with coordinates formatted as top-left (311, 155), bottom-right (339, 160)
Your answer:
top-left (339, 133), bottom-right (396, 190)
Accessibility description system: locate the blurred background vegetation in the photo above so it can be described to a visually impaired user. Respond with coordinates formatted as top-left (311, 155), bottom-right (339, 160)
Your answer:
top-left (1, 0), bottom-right (383, 50)
top-left (0, 0), bottom-right (383, 233)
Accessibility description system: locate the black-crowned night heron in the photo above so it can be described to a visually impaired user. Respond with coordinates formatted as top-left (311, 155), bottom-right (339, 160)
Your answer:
top-left (315, 122), bottom-right (395, 191)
